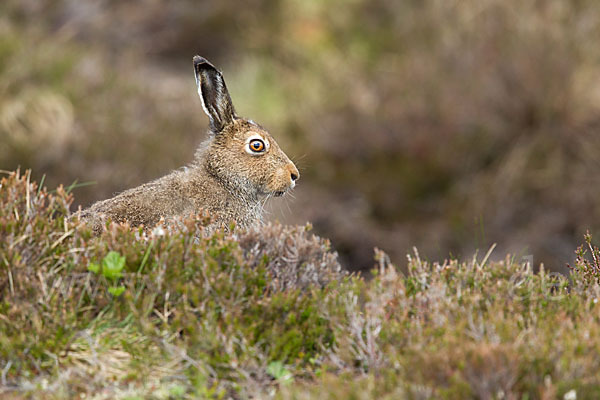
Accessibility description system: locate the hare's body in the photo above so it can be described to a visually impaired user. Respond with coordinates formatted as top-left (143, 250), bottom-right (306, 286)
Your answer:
top-left (81, 57), bottom-right (298, 233)
top-left (81, 157), bottom-right (262, 233)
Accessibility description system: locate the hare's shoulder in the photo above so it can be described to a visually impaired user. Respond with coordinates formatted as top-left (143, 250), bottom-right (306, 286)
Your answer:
top-left (83, 170), bottom-right (191, 225)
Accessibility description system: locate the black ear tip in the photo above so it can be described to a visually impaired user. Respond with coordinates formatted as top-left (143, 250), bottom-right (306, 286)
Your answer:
top-left (192, 55), bottom-right (206, 64)
top-left (193, 55), bottom-right (216, 70)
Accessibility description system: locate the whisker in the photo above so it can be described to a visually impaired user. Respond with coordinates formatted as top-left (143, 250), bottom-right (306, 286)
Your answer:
top-left (261, 193), bottom-right (272, 217)
top-left (292, 153), bottom-right (308, 162)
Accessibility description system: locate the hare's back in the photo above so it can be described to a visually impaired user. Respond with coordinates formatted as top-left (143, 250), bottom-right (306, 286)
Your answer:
top-left (81, 171), bottom-right (192, 230)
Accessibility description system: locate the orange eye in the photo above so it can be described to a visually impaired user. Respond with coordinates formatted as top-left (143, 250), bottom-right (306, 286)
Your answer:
top-left (249, 139), bottom-right (265, 152)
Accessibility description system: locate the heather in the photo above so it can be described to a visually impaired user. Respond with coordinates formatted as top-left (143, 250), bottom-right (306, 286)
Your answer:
top-left (3, 1), bottom-right (600, 272)
top-left (2, 171), bottom-right (600, 399)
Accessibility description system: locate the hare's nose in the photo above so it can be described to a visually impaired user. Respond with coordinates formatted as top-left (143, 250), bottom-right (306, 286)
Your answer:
top-left (289, 164), bottom-right (300, 182)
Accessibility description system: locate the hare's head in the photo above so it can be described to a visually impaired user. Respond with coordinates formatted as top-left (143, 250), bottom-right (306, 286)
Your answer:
top-left (193, 56), bottom-right (299, 198)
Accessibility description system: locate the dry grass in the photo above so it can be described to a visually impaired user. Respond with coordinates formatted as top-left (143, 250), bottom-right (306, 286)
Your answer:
top-left (2, 171), bottom-right (600, 398)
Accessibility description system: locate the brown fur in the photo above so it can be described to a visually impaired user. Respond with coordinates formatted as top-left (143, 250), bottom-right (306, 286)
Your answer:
top-left (79, 57), bottom-right (299, 233)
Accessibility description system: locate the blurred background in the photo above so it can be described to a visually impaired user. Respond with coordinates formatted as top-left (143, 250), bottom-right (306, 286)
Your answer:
top-left (2, 0), bottom-right (600, 273)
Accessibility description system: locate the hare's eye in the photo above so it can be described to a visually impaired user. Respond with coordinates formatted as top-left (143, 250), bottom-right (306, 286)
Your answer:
top-left (249, 139), bottom-right (265, 153)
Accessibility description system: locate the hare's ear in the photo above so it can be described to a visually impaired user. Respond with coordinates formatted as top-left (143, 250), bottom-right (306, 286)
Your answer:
top-left (193, 56), bottom-right (236, 133)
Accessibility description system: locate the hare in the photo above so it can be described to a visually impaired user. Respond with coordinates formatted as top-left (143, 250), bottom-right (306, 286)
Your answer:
top-left (80, 56), bottom-right (299, 234)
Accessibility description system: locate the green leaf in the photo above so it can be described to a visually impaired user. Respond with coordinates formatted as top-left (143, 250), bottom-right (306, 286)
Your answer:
top-left (266, 361), bottom-right (293, 384)
top-left (87, 262), bottom-right (100, 274)
top-left (108, 286), bottom-right (125, 297)
top-left (102, 251), bottom-right (126, 281)
top-left (168, 384), bottom-right (186, 397)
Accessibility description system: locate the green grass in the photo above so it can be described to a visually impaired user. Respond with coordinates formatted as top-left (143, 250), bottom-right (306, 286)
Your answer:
top-left (2, 170), bottom-right (600, 399)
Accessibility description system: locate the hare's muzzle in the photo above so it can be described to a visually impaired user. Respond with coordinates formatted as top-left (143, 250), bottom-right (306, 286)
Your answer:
top-left (287, 163), bottom-right (300, 189)
top-left (271, 163), bottom-right (300, 196)
top-left (289, 164), bottom-right (300, 188)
